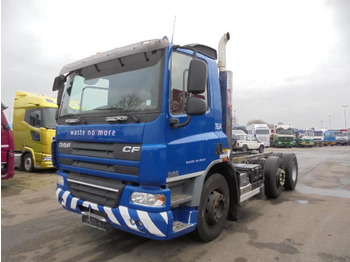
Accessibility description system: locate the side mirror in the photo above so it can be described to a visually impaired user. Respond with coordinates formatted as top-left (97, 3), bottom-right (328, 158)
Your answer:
top-left (186, 97), bottom-right (206, 116)
top-left (187, 58), bottom-right (207, 94)
top-left (52, 75), bottom-right (66, 91)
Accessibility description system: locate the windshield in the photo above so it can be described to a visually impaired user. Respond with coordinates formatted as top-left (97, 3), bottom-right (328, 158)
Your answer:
top-left (42, 108), bottom-right (57, 129)
top-left (326, 132), bottom-right (336, 138)
top-left (306, 130), bottom-right (314, 136)
top-left (256, 129), bottom-right (269, 135)
top-left (59, 49), bottom-right (165, 117)
top-left (276, 128), bottom-right (294, 135)
top-left (314, 131), bottom-right (323, 136)
top-left (336, 132), bottom-right (347, 137)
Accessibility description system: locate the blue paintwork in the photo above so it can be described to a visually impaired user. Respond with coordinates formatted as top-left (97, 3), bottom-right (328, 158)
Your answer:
top-left (54, 43), bottom-right (228, 240)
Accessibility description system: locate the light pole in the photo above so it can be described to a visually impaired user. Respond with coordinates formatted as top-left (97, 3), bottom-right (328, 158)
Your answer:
top-left (320, 120), bottom-right (324, 129)
top-left (342, 106), bottom-right (348, 129)
top-left (328, 115), bottom-right (331, 129)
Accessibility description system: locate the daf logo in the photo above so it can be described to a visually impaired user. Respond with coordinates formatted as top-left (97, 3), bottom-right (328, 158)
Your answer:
top-left (59, 142), bottom-right (71, 148)
top-left (122, 146), bottom-right (140, 153)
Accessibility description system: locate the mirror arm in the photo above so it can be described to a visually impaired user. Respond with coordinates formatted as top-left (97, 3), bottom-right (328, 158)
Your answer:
top-left (169, 116), bottom-right (192, 129)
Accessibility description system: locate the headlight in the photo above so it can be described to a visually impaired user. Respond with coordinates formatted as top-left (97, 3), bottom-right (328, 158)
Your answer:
top-left (131, 192), bottom-right (166, 207)
top-left (57, 176), bottom-right (64, 186)
top-left (43, 156), bottom-right (52, 161)
top-left (278, 142), bottom-right (281, 144)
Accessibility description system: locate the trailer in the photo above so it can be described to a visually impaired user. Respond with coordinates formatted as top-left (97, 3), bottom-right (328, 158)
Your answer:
top-left (52, 33), bottom-right (298, 242)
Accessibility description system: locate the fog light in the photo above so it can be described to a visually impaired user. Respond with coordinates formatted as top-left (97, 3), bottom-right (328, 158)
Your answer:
top-left (57, 176), bottom-right (64, 186)
top-left (131, 192), bottom-right (166, 207)
top-left (43, 156), bottom-right (52, 161)
top-left (130, 219), bottom-right (135, 225)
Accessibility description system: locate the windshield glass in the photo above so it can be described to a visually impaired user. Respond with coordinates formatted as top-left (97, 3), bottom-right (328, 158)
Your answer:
top-left (59, 49), bottom-right (165, 116)
top-left (42, 108), bottom-right (57, 129)
top-left (326, 132), bottom-right (335, 138)
top-left (314, 131), bottom-right (323, 136)
top-left (276, 128), bottom-right (294, 135)
top-left (256, 129), bottom-right (269, 135)
top-left (306, 130), bottom-right (314, 136)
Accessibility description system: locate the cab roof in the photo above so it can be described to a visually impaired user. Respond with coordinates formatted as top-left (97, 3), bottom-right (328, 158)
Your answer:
top-left (14, 91), bottom-right (57, 109)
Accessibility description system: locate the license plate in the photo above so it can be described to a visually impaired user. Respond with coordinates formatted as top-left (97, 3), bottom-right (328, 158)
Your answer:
top-left (82, 213), bottom-right (108, 232)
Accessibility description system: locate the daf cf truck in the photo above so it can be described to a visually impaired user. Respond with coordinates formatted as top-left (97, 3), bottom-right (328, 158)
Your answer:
top-left (13, 91), bottom-right (57, 172)
top-left (53, 34), bottom-right (298, 242)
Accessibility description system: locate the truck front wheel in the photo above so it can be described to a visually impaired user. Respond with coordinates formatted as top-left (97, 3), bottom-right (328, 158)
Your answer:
top-left (23, 153), bottom-right (34, 172)
top-left (282, 153), bottom-right (298, 190)
top-left (264, 156), bottom-right (284, 198)
top-left (195, 173), bottom-right (229, 242)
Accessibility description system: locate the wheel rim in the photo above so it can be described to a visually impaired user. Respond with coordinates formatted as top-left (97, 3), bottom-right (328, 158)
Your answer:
top-left (24, 157), bottom-right (32, 171)
top-left (291, 162), bottom-right (297, 181)
top-left (277, 168), bottom-right (286, 186)
top-left (205, 190), bottom-right (226, 226)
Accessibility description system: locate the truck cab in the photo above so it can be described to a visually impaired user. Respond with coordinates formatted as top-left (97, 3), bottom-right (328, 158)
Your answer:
top-left (1, 103), bottom-right (15, 180)
top-left (13, 91), bottom-right (57, 172)
top-left (53, 34), bottom-right (298, 242)
top-left (270, 125), bottom-right (295, 148)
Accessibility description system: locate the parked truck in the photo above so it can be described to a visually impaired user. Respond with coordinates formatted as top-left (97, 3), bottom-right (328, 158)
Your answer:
top-left (324, 130), bottom-right (336, 146)
top-left (52, 34), bottom-right (298, 242)
top-left (246, 124), bottom-right (270, 147)
top-left (314, 129), bottom-right (326, 147)
top-left (335, 130), bottom-right (349, 146)
top-left (270, 125), bottom-right (295, 148)
top-left (13, 91), bottom-right (57, 172)
top-left (295, 129), bottom-right (315, 148)
top-left (1, 103), bottom-right (15, 180)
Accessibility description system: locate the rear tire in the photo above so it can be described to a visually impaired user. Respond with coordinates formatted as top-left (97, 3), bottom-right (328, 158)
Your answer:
top-left (23, 153), bottom-right (34, 172)
top-left (242, 145), bottom-right (248, 152)
top-left (282, 153), bottom-right (298, 190)
top-left (264, 156), bottom-right (284, 198)
top-left (195, 174), bottom-right (229, 242)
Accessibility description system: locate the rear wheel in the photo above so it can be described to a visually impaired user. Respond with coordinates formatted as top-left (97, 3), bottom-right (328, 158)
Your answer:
top-left (195, 174), bottom-right (229, 242)
top-left (282, 153), bottom-right (298, 190)
top-left (242, 145), bottom-right (248, 152)
top-left (264, 156), bottom-right (284, 198)
top-left (23, 153), bottom-right (34, 172)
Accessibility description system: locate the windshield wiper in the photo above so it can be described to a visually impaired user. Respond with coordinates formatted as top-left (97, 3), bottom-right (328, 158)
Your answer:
top-left (95, 106), bottom-right (140, 123)
top-left (62, 113), bottom-right (87, 124)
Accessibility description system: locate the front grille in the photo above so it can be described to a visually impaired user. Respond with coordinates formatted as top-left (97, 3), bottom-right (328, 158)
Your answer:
top-left (58, 141), bottom-right (141, 176)
top-left (67, 172), bottom-right (125, 208)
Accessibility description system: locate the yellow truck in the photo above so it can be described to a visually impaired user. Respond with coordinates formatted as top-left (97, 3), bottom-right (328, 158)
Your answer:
top-left (13, 91), bottom-right (57, 172)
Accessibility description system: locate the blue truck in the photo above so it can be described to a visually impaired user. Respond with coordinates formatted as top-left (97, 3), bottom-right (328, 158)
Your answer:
top-left (52, 33), bottom-right (298, 242)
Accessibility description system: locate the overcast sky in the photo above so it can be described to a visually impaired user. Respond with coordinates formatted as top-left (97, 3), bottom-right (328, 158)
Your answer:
top-left (1, 0), bottom-right (349, 129)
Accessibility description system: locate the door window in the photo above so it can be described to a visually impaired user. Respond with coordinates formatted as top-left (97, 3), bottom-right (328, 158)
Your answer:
top-left (170, 52), bottom-right (208, 115)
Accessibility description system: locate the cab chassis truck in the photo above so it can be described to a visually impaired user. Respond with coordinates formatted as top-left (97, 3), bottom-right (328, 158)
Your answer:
top-left (52, 33), bottom-right (298, 242)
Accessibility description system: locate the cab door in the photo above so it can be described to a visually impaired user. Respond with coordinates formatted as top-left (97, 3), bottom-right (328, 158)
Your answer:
top-left (165, 50), bottom-right (219, 178)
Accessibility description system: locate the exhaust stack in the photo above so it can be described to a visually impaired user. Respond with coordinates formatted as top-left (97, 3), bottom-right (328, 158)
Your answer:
top-left (218, 33), bottom-right (230, 72)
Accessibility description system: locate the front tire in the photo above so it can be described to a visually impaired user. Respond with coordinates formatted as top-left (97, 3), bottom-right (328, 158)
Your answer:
top-left (264, 156), bottom-right (284, 198)
top-left (195, 174), bottom-right (229, 242)
top-left (23, 153), bottom-right (34, 172)
top-left (258, 145), bottom-right (264, 153)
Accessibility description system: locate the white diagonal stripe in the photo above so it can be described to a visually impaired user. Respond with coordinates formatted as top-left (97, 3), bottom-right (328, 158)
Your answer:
top-left (71, 197), bottom-right (78, 210)
top-left (137, 210), bottom-right (165, 237)
top-left (56, 188), bottom-right (62, 200)
top-left (160, 212), bottom-right (168, 224)
top-left (104, 207), bottom-right (121, 226)
top-left (119, 206), bottom-right (141, 232)
top-left (62, 191), bottom-right (70, 207)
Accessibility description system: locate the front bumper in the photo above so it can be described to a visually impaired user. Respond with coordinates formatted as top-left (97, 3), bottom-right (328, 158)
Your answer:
top-left (56, 188), bottom-right (196, 240)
